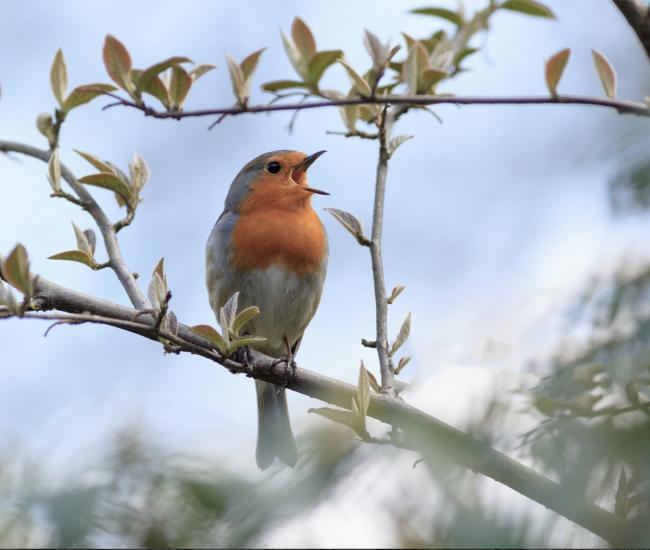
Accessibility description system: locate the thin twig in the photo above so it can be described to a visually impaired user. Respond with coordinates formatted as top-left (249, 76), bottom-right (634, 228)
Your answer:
top-left (98, 93), bottom-right (650, 120)
top-left (370, 107), bottom-right (395, 394)
top-left (0, 140), bottom-right (148, 310)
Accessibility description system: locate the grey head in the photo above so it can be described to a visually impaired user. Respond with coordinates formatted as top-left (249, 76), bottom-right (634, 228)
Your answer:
top-left (223, 150), bottom-right (296, 213)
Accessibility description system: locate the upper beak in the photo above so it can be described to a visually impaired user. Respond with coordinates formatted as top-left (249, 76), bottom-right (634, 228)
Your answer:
top-left (292, 150), bottom-right (329, 195)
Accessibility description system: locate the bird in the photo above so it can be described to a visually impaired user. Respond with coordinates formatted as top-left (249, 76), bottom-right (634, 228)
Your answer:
top-left (206, 150), bottom-right (329, 470)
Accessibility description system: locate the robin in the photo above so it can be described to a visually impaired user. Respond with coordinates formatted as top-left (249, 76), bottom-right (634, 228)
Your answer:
top-left (206, 150), bottom-right (329, 470)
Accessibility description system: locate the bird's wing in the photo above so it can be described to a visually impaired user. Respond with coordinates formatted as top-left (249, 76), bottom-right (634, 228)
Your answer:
top-left (205, 209), bottom-right (239, 317)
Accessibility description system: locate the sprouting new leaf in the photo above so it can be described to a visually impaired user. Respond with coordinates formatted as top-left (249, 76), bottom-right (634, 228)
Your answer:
top-left (357, 364), bottom-right (370, 418)
top-left (190, 64), bottom-right (217, 82)
top-left (291, 17), bottom-right (316, 61)
top-left (395, 356), bottom-right (412, 375)
top-left (191, 324), bottom-right (228, 354)
top-left (262, 80), bottom-right (309, 92)
top-left (50, 48), bottom-right (68, 107)
top-left (545, 48), bottom-right (570, 96)
top-left (281, 32), bottom-right (307, 80)
top-left (47, 150), bottom-right (61, 193)
top-left (402, 41), bottom-right (429, 95)
top-left (78, 173), bottom-right (132, 205)
top-left (0, 280), bottom-right (20, 315)
top-left (1, 244), bottom-right (32, 298)
top-left (75, 150), bottom-right (116, 174)
top-left (148, 258), bottom-right (168, 310)
top-left (169, 65), bottom-right (192, 109)
top-left (308, 50), bottom-right (343, 84)
top-left (232, 305), bottom-right (261, 337)
top-left (228, 335), bottom-right (267, 352)
top-left (337, 59), bottom-right (372, 97)
top-left (500, 0), bottom-right (555, 18)
top-left (390, 312), bottom-right (411, 356)
top-left (48, 250), bottom-right (94, 267)
top-left (324, 208), bottom-right (366, 243)
top-left (240, 48), bottom-right (265, 81)
top-left (365, 367), bottom-right (381, 392)
top-left (83, 229), bottom-right (96, 255)
top-left (388, 285), bottom-right (405, 305)
top-left (72, 222), bottom-right (93, 257)
top-left (226, 54), bottom-right (246, 105)
top-left (410, 7), bottom-right (463, 26)
top-left (36, 113), bottom-right (55, 144)
top-left (137, 56), bottom-right (192, 93)
top-left (387, 135), bottom-right (413, 157)
top-left (103, 35), bottom-right (134, 93)
top-left (62, 84), bottom-right (117, 112)
top-left (221, 291), bottom-right (239, 333)
top-left (128, 152), bottom-right (150, 192)
top-left (592, 49), bottom-right (617, 99)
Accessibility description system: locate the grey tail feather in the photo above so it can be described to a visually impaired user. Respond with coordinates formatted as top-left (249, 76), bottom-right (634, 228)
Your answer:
top-left (255, 380), bottom-right (298, 470)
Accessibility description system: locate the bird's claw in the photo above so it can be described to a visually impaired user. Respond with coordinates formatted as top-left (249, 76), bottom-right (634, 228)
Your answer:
top-left (233, 346), bottom-right (254, 377)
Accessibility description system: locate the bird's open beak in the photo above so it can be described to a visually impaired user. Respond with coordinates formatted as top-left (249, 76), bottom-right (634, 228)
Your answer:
top-left (292, 150), bottom-right (330, 195)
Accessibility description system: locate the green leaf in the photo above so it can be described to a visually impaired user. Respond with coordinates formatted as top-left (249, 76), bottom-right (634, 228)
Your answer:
top-left (138, 74), bottom-right (169, 107)
top-left (191, 324), bottom-right (228, 354)
top-left (48, 250), bottom-right (94, 267)
top-left (78, 173), bottom-right (132, 204)
top-left (337, 59), bottom-right (372, 97)
top-left (74, 149), bottom-right (116, 174)
top-left (500, 0), bottom-right (555, 18)
top-left (387, 285), bottom-right (405, 305)
top-left (72, 221), bottom-right (92, 257)
top-left (291, 17), bottom-right (316, 61)
top-left (226, 54), bottom-right (246, 105)
top-left (261, 79), bottom-right (309, 92)
top-left (357, 364), bottom-right (370, 418)
top-left (281, 31), bottom-right (307, 79)
top-left (136, 56), bottom-right (192, 92)
top-left (390, 312), bottom-right (411, 356)
top-left (50, 48), bottom-right (68, 107)
top-left (1, 244), bottom-right (32, 298)
top-left (324, 207), bottom-right (366, 242)
top-left (402, 41), bottom-right (429, 94)
top-left (454, 47), bottom-right (479, 68)
top-left (228, 335), bottom-right (267, 352)
top-left (410, 7), bottom-right (463, 26)
top-left (103, 35), bottom-right (134, 93)
top-left (308, 407), bottom-right (359, 430)
top-left (169, 65), bottom-right (192, 109)
top-left (545, 48), bottom-right (570, 96)
top-left (62, 83), bottom-right (117, 112)
top-left (363, 29), bottom-right (387, 72)
top-left (395, 356), bottom-right (411, 375)
top-left (190, 64), bottom-right (217, 82)
top-left (128, 152), bottom-right (150, 192)
top-left (592, 49), bottom-right (616, 99)
top-left (232, 305), bottom-right (261, 337)
top-left (307, 50), bottom-right (343, 84)
top-left (47, 149), bottom-right (61, 193)
top-left (36, 113), bottom-right (55, 143)
top-left (221, 291), bottom-right (239, 332)
top-left (419, 68), bottom-right (448, 91)
top-left (240, 48), bottom-right (265, 81)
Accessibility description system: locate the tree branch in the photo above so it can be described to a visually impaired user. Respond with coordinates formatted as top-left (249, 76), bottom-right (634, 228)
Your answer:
top-left (101, 93), bottom-right (650, 122)
top-left (1, 266), bottom-right (644, 545)
top-left (613, 0), bottom-right (650, 60)
top-left (370, 108), bottom-right (394, 393)
top-left (0, 140), bottom-right (148, 310)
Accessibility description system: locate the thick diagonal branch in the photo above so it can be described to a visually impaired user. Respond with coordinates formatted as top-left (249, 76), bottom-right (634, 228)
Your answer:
top-left (0, 140), bottom-right (147, 309)
top-left (1, 268), bottom-right (642, 546)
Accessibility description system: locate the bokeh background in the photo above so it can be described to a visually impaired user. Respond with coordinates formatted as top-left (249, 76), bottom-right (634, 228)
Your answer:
top-left (2, 0), bottom-right (650, 546)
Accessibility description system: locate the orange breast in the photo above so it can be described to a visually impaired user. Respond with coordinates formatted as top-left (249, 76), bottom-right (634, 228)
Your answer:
top-left (232, 206), bottom-right (326, 276)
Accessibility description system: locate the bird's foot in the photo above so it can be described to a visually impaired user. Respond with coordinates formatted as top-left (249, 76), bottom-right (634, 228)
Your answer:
top-left (233, 346), bottom-right (254, 377)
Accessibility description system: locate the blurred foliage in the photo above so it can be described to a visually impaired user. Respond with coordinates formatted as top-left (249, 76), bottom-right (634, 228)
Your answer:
top-left (610, 159), bottom-right (650, 215)
top-left (524, 260), bottom-right (650, 528)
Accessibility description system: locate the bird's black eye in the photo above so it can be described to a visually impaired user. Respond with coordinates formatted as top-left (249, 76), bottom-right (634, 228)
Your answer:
top-left (266, 161), bottom-right (281, 174)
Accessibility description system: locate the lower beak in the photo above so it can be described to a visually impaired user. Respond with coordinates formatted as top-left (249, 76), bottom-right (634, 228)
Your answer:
top-left (292, 150), bottom-right (329, 195)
